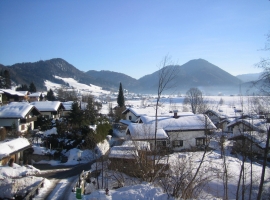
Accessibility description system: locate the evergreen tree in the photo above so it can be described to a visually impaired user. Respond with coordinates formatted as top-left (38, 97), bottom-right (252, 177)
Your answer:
top-left (39, 93), bottom-right (44, 101)
top-left (69, 101), bottom-right (83, 126)
top-left (117, 82), bottom-right (125, 107)
top-left (2, 70), bottom-right (11, 89)
top-left (29, 82), bottom-right (37, 93)
top-left (46, 89), bottom-right (56, 101)
top-left (84, 95), bottom-right (101, 125)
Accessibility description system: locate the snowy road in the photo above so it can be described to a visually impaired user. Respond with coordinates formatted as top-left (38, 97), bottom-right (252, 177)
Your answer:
top-left (34, 161), bottom-right (95, 199)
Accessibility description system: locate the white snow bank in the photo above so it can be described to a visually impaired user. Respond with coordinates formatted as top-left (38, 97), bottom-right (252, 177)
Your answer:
top-left (76, 183), bottom-right (171, 200)
top-left (0, 163), bottom-right (40, 178)
top-left (0, 176), bottom-right (44, 199)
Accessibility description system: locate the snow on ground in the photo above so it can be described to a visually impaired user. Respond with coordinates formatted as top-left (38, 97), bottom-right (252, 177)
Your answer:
top-left (80, 183), bottom-right (171, 200)
top-left (0, 163), bottom-right (40, 178)
top-left (45, 76), bottom-right (110, 97)
top-left (0, 163), bottom-right (47, 199)
top-left (33, 139), bottom-right (110, 166)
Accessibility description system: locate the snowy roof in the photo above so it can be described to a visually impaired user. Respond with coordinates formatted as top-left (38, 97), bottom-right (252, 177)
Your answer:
top-left (17, 91), bottom-right (29, 95)
top-left (28, 92), bottom-right (41, 97)
top-left (0, 102), bottom-right (38, 118)
top-left (122, 140), bottom-right (151, 151)
top-left (127, 123), bottom-right (169, 140)
top-left (62, 101), bottom-right (74, 110)
top-left (122, 106), bottom-right (171, 117)
top-left (0, 138), bottom-right (31, 159)
top-left (138, 114), bottom-right (216, 131)
top-left (109, 144), bottom-right (138, 159)
top-left (30, 101), bottom-right (63, 112)
top-left (119, 119), bottom-right (133, 126)
top-left (0, 89), bottom-right (26, 97)
top-left (206, 106), bottom-right (243, 119)
top-left (227, 118), bottom-right (270, 133)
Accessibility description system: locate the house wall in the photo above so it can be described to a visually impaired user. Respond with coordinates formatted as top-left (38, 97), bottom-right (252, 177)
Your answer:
top-left (0, 94), bottom-right (2, 104)
top-left (168, 130), bottom-right (206, 151)
top-left (221, 122), bottom-right (232, 133)
top-left (232, 123), bottom-right (252, 135)
top-left (125, 111), bottom-right (138, 122)
top-left (29, 97), bottom-right (39, 102)
top-left (0, 119), bottom-right (34, 133)
top-left (40, 111), bottom-right (60, 119)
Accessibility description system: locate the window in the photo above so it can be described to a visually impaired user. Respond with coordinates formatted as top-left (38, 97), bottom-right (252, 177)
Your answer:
top-left (157, 141), bottom-right (167, 147)
top-left (173, 140), bottom-right (183, 147)
top-left (129, 116), bottom-right (132, 120)
top-left (196, 138), bottom-right (205, 146)
top-left (21, 124), bottom-right (25, 131)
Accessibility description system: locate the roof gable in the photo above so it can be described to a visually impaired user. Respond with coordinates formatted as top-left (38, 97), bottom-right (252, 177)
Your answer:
top-left (30, 101), bottom-right (64, 112)
top-left (0, 102), bottom-right (38, 118)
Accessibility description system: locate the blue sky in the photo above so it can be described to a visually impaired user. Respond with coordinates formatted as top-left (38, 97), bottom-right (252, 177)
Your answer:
top-left (0, 1), bottom-right (269, 79)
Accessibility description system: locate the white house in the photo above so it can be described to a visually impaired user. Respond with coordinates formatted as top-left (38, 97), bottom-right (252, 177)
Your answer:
top-left (122, 107), bottom-right (189, 123)
top-left (125, 113), bottom-right (216, 151)
top-left (28, 92), bottom-right (43, 102)
top-left (30, 101), bottom-right (65, 119)
top-left (0, 102), bottom-right (41, 133)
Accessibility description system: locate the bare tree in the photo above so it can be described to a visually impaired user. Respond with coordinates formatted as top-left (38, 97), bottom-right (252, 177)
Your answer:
top-left (184, 87), bottom-right (208, 114)
top-left (57, 86), bottom-right (78, 101)
top-left (154, 56), bottom-right (179, 149)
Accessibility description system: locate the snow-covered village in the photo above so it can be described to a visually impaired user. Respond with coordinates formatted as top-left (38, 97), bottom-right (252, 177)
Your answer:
top-left (0, 75), bottom-right (269, 200)
top-left (1, 1), bottom-right (270, 200)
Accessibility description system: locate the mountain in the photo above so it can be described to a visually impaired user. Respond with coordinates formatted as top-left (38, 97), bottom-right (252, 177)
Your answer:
top-left (0, 58), bottom-right (245, 94)
top-left (0, 58), bottom-right (91, 90)
top-left (85, 70), bottom-right (138, 91)
top-left (133, 59), bottom-right (242, 94)
top-left (236, 73), bottom-right (262, 83)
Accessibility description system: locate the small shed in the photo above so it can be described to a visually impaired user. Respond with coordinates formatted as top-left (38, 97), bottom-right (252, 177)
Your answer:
top-left (0, 137), bottom-right (32, 166)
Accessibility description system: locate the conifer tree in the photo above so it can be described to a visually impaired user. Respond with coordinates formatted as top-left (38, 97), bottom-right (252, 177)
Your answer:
top-left (3, 70), bottom-right (11, 89)
top-left (46, 89), bottom-right (56, 101)
top-left (117, 82), bottom-right (125, 107)
top-left (29, 82), bottom-right (37, 93)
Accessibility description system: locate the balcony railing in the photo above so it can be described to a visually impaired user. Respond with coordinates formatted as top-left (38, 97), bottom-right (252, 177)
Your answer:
top-left (20, 116), bottom-right (37, 124)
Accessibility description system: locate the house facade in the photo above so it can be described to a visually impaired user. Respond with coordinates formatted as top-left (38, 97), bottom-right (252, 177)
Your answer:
top-left (28, 92), bottom-right (43, 102)
top-left (0, 89), bottom-right (27, 103)
top-left (227, 118), bottom-right (270, 157)
top-left (0, 102), bottom-right (41, 134)
top-left (30, 101), bottom-right (65, 119)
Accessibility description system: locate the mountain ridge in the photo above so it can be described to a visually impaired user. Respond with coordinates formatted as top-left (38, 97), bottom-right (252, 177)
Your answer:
top-left (0, 58), bottom-right (246, 94)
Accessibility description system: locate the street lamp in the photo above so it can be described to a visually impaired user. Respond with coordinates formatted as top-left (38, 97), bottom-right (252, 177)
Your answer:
top-left (77, 150), bottom-right (83, 163)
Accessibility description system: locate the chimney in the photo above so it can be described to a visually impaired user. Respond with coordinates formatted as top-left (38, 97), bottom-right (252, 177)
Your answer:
top-left (173, 110), bottom-right (178, 118)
